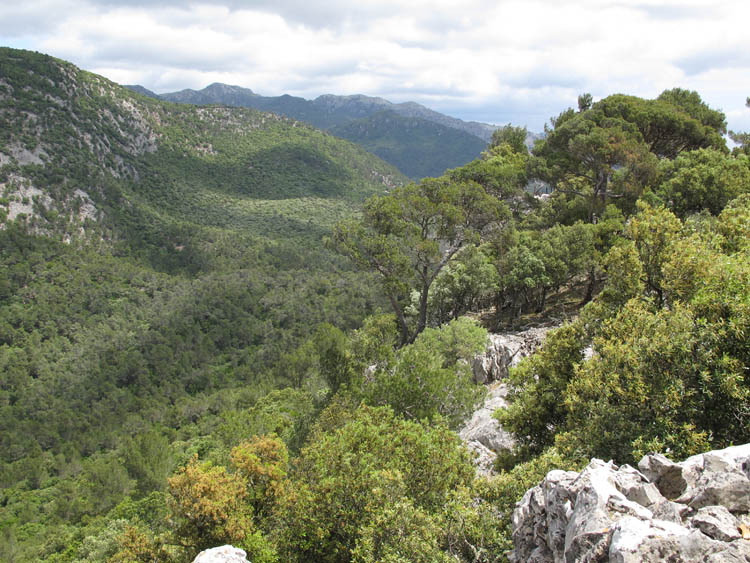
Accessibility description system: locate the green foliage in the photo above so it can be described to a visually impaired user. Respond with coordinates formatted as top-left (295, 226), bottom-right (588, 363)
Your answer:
top-left (496, 322), bottom-right (587, 458)
top-left (364, 318), bottom-right (487, 428)
top-left (275, 405), bottom-right (475, 563)
top-left (488, 124), bottom-right (529, 155)
top-left (717, 193), bottom-right (750, 252)
top-left (501, 196), bottom-right (750, 465)
top-left (655, 148), bottom-right (750, 216)
top-left (330, 110), bottom-right (487, 179)
top-left (332, 176), bottom-right (506, 344)
top-left (428, 245), bottom-right (499, 324)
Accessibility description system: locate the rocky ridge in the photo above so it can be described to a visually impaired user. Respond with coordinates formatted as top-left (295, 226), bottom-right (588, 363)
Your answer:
top-left (511, 444), bottom-right (750, 562)
top-left (460, 326), bottom-right (553, 474)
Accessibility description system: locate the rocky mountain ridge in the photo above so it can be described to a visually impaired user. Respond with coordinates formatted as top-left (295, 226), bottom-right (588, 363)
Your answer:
top-left (128, 81), bottom-right (500, 178)
top-left (154, 82), bottom-right (498, 141)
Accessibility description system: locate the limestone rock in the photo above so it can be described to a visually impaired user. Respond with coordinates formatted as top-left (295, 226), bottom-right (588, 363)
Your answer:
top-left (193, 545), bottom-right (250, 563)
top-left (471, 326), bottom-right (551, 384)
top-left (690, 505), bottom-right (741, 542)
top-left (510, 443), bottom-right (750, 563)
top-left (459, 382), bottom-right (515, 453)
top-left (461, 326), bottom-right (552, 474)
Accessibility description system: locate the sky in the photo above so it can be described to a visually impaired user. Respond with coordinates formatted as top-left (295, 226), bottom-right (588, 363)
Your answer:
top-left (1, 0), bottom-right (749, 133)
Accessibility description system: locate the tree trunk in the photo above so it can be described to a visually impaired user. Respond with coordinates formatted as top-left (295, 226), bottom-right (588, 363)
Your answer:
top-left (582, 265), bottom-right (596, 305)
top-left (536, 286), bottom-right (548, 313)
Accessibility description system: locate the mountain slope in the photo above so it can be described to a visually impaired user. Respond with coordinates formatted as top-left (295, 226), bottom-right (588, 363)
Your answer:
top-left (152, 82), bottom-right (493, 177)
top-left (0, 49), bottom-right (398, 556)
top-left (330, 110), bottom-right (488, 178)
top-left (1, 49), bottom-right (404, 250)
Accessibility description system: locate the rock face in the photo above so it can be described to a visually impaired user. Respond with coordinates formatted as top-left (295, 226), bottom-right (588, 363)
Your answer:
top-left (192, 545), bottom-right (250, 563)
top-left (510, 443), bottom-right (750, 562)
top-left (471, 327), bottom-right (551, 384)
top-left (461, 326), bottom-right (552, 474)
top-left (459, 382), bottom-right (515, 474)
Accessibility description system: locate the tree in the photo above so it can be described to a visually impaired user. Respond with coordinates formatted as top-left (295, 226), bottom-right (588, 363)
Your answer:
top-left (728, 97), bottom-right (750, 155)
top-left (488, 124), bottom-right (529, 155)
top-left (275, 405), bottom-right (475, 563)
top-left (496, 321), bottom-right (587, 459)
top-left (656, 148), bottom-right (750, 216)
top-left (533, 106), bottom-right (658, 222)
top-left (331, 178), bottom-right (506, 345)
top-left (364, 317), bottom-right (487, 428)
top-left (596, 91), bottom-right (727, 158)
top-left (427, 245), bottom-right (499, 324)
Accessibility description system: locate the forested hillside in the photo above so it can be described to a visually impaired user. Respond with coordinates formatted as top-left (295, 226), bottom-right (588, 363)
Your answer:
top-left (1, 47), bottom-right (749, 563)
top-left (0, 47), bottom-right (405, 562)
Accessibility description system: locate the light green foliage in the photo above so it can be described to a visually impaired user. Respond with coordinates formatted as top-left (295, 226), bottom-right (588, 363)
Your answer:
top-left (625, 202), bottom-right (682, 305)
top-left (215, 388), bottom-right (317, 454)
top-left (561, 301), bottom-right (711, 463)
top-left (717, 193), bottom-right (750, 252)
top-left (502, 195), bottom-right (750, 465)
top-left (348, 313), bottom-right (399, 373)
top-left (656, 148), bottom-right (750, 216)
top-left (488, 124), bottom-right (529, 155)
top-left (455, 142), bottom-right (529, 207)
top-left (496, 322), bottom-right (587, 459)
top-left (728, 96), bottom-right (750, 155)
top-left (365, 318), bottom-right (487, 428)
top-left (351, 499), bottom-right (452, 563)
top-left (275, 405), bottom-right (475, 563)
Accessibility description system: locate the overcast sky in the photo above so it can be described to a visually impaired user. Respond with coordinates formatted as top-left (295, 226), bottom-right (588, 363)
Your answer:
top-left (2, 0), bottom-right (749, 133)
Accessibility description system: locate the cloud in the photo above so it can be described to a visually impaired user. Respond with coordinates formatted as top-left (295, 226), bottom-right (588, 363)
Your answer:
top-left (1, 0), bottom-right (749, 133)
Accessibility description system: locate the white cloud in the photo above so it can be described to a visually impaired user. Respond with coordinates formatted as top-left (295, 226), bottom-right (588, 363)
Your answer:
top-left (1, 0), bottom-right (749, 132)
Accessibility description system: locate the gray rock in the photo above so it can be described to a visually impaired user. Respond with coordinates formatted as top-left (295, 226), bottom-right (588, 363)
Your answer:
top-left (193, 545), bottom-right (249, 563)
top-left (690, 505), bottom-right (741, 541)
top-left (638, 453), bottom-right (687, 499)
top-left (510, 443), bottom-right (750, 563)
top-left (687, 472), bottom-right (750, 512)
top-left (471, 327), bottom-right (552, 384)
top-left (651, 499), bottom-right (690, 524)
top-left (459, 383), bottom-right (515, 456)
top-left (462, 326), bottom-right (552, 474)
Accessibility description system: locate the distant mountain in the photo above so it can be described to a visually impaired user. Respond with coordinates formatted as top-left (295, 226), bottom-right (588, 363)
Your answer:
top-left (330, 110), bottom-right (488, 179)
top-left (134, 82), bottom-right (498, 178)
top-left (123, 84), bottom-right (160, 99)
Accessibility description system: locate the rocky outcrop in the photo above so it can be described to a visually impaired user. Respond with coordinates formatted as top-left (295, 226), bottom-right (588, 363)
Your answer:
top-left (461, 326), bottom-right (552, 474)
top-left (471, 327), bottom-right (551, 384)
top-left (459, 382), bottom-right (515, 474)
top-left (192, 545), bottom-right (250, 563)
top-left (510, 444), bottom-right (750, 562)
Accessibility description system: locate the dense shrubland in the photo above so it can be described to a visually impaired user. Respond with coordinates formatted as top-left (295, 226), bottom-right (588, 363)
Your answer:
top-left (1, 48), bottom-right (749, 562)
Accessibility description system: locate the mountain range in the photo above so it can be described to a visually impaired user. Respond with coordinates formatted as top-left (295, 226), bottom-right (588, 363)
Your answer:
top-left (126, 82), bottom-right (496, 178)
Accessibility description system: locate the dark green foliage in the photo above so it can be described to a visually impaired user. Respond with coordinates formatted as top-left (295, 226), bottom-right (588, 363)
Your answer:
top-left (330, 110), bottom-right (487, 179)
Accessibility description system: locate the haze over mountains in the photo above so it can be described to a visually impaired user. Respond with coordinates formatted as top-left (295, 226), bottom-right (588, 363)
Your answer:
top-left (126, 82), bottom-right (497, 178)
